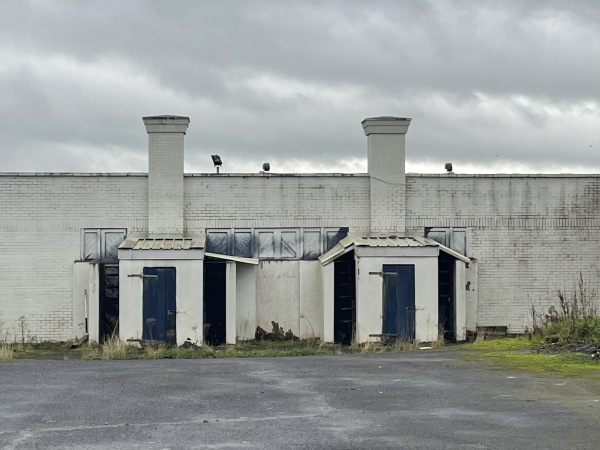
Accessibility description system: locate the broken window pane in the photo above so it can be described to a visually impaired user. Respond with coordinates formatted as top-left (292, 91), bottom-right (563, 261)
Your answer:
top-left (234, 231), bottom-right (252, 258)
top-left (258, 232), bottom-right (275, 258)
top-left (281, 231), bottom-right (297, 258)
top-left (303, 231), bottom-right (321, 260)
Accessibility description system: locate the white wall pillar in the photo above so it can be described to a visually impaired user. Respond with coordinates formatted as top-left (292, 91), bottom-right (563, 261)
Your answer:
top-left (225, 261), bottom-right (237, 344)
top-left (72, 262), bottom-right (90, 339)
top-left (143, 115), bottom-right (190, 237)
top-left (362, 117), bottom-right (411, 235)
top-left (455, 260), bottom-right (467, 341)
top-left (465, 259), bottom-right (478, 333)
top-left (322, 262), bottom-right (335, 342)
top-left (88, 263), bottom-right (100, 342)
top-left (236, 264), bottom-right (257, 341)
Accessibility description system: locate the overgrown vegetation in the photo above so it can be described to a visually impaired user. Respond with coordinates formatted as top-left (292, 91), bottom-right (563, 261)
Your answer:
top-left (0, 319), bottom-right (13, 360)
top-left (458, 274), bottom-right (600, 378)
top-left (81, 338), bottom-right (338, 360)
top-left (0, 339), bottom-right (13, 360)
top-left (79, 335), bottom-right (448, 360)
top-left (530, 272), bottom-right (600, 345)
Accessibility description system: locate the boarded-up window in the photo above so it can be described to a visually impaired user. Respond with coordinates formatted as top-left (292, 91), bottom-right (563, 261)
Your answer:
top-left (206, 231), bottom-right (230, 255)
top-left (281, 231), bottom-right (297, 258)
top-left (425, 230), bottom-right (448, 247)
top-left (204, 227), bottom-right (349, 260)
top-left (234, 231), bottom-right (252, 258)
top-left (425, 227), bottom-right (467, 256)
top-left (82, 229), bottom-right (126, 262)
top-left (83, 230), bottom-right (100, 260)
top-left (258, 232), bottom-right (275, 258)
top-left (104, 231), bottom-right (126, 261)
top-left (452, 230), bottom-right (466, 255)
top-left (326, 228), bottom-right (349, 251)
top-left (303, 231), bottom-right (321, 260)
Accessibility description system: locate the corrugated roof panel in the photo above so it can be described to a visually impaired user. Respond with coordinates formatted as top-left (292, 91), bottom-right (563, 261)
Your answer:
top-left (119, 238), bottom-right (204, 251)
top-left (318, 235), bottom-right (470, 265)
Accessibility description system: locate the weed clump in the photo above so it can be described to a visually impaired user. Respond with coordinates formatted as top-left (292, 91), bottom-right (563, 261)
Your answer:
top-left (0, 341), bottom-right (13, 360)
top-left (531, 272), bottom-right (600, 345)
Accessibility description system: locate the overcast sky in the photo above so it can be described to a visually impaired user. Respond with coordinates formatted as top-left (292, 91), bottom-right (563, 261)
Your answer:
top-left (1, 0), bottom-right (598, 174)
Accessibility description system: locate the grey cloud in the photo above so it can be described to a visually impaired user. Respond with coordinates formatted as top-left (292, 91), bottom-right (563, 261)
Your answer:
top-left (0, 0), bottom-right (598, 173)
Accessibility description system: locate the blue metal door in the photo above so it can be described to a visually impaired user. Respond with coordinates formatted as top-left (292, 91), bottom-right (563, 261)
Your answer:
top-left (382, 265), bottom-right (415, 341)
top-left (143, 267), bottom-right (176, 345)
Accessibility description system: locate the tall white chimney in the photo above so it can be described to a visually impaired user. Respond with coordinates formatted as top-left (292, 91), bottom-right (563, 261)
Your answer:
top-left (362, 116), bottom-right (411, 235)
top-left (143, 115), bottom-right (190, 237)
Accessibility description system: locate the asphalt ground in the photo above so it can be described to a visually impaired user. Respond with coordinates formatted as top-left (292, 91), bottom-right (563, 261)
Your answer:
top-left (1, 350), bottom-right (599, 449)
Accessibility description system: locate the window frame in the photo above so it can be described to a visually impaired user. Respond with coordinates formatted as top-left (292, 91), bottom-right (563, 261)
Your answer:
top-left (204, 227), bottom-right (348, 261)
top-left (81, 228), bottom-right (127, 262)
top-left (424, 227), bottom-right (467, 256)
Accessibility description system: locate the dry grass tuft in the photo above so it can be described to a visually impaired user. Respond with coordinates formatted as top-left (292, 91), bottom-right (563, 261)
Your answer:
top-left (145, 342), bottom-right (166, 359)
top-left (0, 342), bottom-right (13, 360)
top-left (100, 335), bottom-right (129, 359)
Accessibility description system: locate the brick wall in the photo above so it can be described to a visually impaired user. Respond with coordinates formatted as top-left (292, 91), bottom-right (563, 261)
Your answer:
top-left (0, 174), bottom-right (147, 341)
top-left (406, 174), bottom-right (600, 332)
top-left (148, 133), bottom-right (184, 235)
top-left (0, 172), bottom-right (370, 340)
top-left (3, 168), bottom-right (599, 340)
top-left (184, 174), bottom-right (370, 233)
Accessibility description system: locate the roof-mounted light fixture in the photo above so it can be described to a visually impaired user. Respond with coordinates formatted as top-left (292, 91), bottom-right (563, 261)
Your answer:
top-left (211, 155), bottom-right (222, 174)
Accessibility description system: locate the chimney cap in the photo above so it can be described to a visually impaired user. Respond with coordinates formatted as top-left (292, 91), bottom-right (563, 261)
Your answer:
top-left (143, 115), bottom-right (190, 121)
top-left (143, 115), bottom-right (190, 134)
top-left (362, 116), bottom-right (411, 121)
top-left (361, 116), bottom-right (411, 136)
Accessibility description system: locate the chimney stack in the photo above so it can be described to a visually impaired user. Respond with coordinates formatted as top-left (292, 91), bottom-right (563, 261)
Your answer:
top-left (362, 116), bottom-right (411, 235)
top-left (143, 115), bottom-right (190, 237)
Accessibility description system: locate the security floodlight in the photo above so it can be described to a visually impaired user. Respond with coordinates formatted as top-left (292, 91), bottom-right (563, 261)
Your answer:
top-left (445, 162), bottom-right (453, 173)
top-left (262, 163), bottom-right (270, 172)
top-left (211, 155), bottom-right (222, 174)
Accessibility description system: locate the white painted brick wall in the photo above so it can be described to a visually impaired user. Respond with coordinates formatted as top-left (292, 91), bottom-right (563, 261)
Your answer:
top-left (183, 174), bottom-right (370, 233)
top-left (3, 167), bottom-right (599, 340)
top-left (148, 133), bottom-right (184, 235)
top-left (406, 175), bottom-right (600, 333)
top-left (0, 172), bottom-right (370, 341)
top-left (363, 118), bottom-right (410, 235)
top-left (0, 174), bottom-right (147, 341)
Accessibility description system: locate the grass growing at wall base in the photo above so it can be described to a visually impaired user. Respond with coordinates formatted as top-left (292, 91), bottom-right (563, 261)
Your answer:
top-left (82, 339), bottom-right (340, 360)
top-left (0, 341), bottom-right (82, 360)
top-left (458, 336), bottom-right (600, 379)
